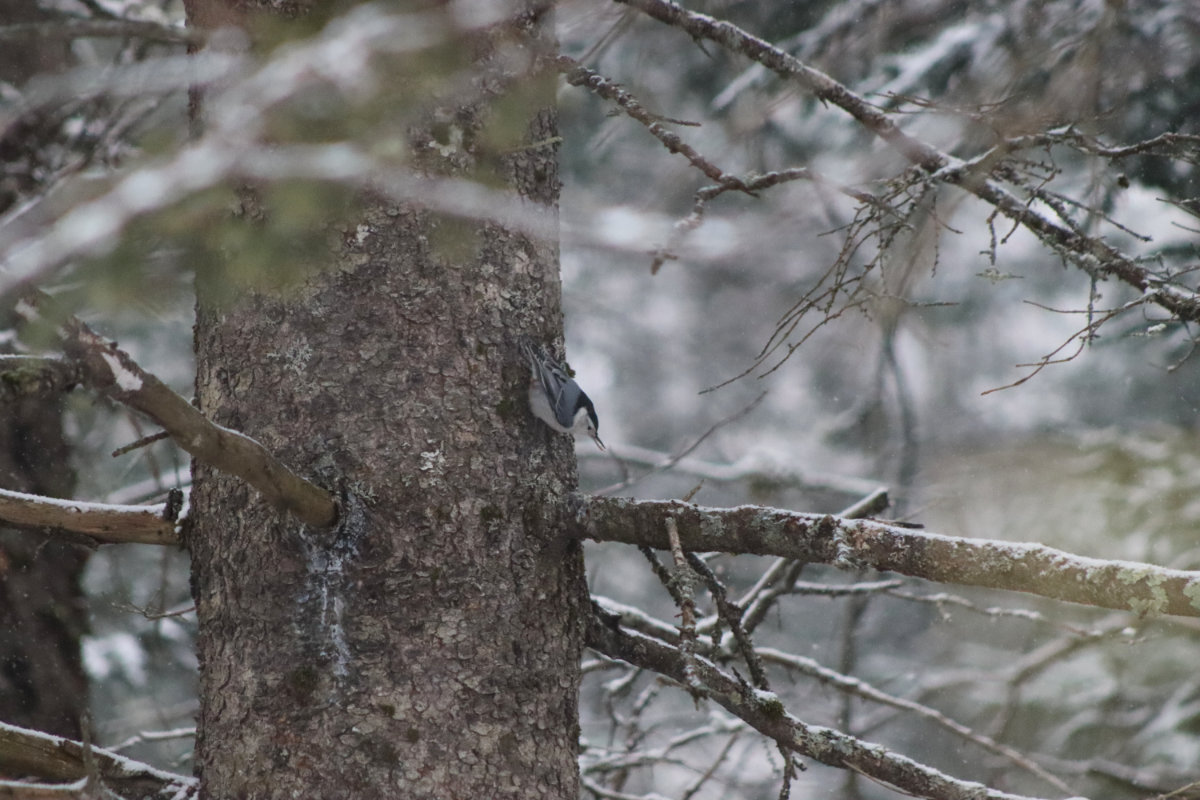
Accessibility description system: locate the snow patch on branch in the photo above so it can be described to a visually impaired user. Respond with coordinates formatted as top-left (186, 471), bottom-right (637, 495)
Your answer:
top-left (101, 351), bottom-right (143, 392)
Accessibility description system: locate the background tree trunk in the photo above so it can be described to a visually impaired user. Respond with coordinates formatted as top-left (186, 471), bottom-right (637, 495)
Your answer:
top-left (0, 374), bottom-right (86, 741)
top-left (0, 0), bottom-right (86, 742)
top-left (186, 8), bottom-right (585, 798)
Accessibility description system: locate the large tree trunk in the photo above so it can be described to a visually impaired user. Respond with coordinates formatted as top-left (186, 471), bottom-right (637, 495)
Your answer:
top-left (186, 7), bottom-right (585, 798)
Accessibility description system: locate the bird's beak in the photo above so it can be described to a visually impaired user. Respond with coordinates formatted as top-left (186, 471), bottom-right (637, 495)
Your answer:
top-left (592, 433), bottom-right (606, 451)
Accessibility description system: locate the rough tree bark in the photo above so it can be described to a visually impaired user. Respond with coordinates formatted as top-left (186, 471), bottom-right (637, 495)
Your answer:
top-left (185, 4), bottom-right (586, 798)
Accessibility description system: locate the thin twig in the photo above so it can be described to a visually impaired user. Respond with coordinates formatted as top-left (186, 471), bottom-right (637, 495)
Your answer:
top-left (685, 553), bottom-right (768, 688)
top-left (593, 392), bottom-right (767, 496)
top-left (982, 298), bottom-right (1147, 394)
top-left (556, 55), bottom-right (749, 192)
top-left (112, 431), bottom-right (171, 457)
top-left (667, 517), bottom-right (703, 696)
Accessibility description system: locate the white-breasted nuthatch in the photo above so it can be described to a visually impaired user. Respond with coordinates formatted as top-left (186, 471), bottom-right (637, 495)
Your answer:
top-left (522, 341), bottom-right (605, 450)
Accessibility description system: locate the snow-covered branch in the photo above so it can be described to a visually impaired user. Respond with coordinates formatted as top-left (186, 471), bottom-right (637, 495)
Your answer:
top-left (0, 487), bottom-right (178, 545)
top-left (0, 720), bottom-right (195, 800)
top-left (0, 19), bottom-right (199, 45)
top-left (18, 296), bottom-right (338, 528)
top-left (580, 497), bottom-right (1200, 618)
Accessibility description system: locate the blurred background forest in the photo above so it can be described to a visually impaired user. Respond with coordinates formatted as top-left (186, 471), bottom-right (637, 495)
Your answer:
top-left (4, 0), bottom-right (1200, 798)
top-left (562, 3), bottom-right (1200, 797)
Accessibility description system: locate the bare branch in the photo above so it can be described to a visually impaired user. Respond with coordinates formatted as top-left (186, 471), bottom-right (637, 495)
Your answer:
top-left (991, 128), bottom-right (1200, 163)
top-left (591, 392), bottom-right (769, 496)
top-left (686, 553), bottom-right (769, 688)
top-left (885, 588), bottom-right (1093, 633)
top-left (579, 497), bottom-right (1200, 618)
top-left (649, 170), bottom-right (810, 273)
top-left (982, 297), bottom-right (1150, 394)
top-left (594, 442), bottom-right (885, 499)
top-left (615, 0), bottom-right (1200, 324)
top-left (585, 613), bottom-right (1049, 800)
top-left (555, 54), bottom-right (905, 281)
top-left (756, 648), bottom-right (1073, 794)
top-left (593, 595), bottom-right (1071, 793)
